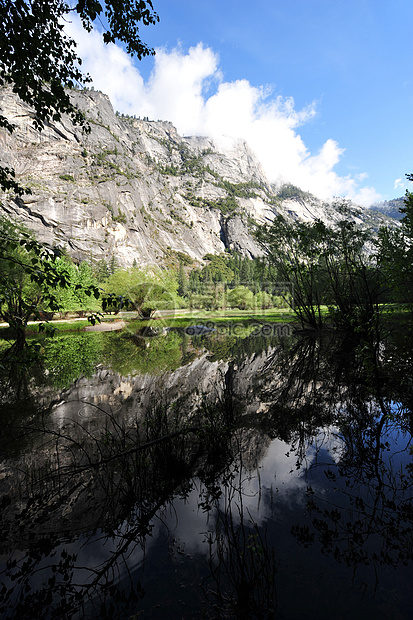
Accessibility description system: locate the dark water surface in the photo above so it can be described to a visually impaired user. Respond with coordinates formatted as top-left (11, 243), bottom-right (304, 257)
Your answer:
top-left (1, 321), bottom-right (413, 618)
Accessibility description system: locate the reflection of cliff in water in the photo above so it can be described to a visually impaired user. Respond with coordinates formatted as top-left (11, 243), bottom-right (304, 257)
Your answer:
top-left (0, 330), bottom-right (286, 540)
top-left (44, 332), bottom-right (284, 451)
top-left (1, 324), bottom-right (413, 619)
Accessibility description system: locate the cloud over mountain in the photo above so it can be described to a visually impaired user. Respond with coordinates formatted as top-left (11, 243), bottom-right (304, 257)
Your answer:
top-left (66, 18), bottom-right (381, 206)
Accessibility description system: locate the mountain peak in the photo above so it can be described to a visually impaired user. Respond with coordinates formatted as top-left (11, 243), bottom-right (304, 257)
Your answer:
top-left (0, 87), bottom-right (398, 268)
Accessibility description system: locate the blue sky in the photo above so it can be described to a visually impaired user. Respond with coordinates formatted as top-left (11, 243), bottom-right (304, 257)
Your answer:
top-left (67, 0), bottom-right (413, 204)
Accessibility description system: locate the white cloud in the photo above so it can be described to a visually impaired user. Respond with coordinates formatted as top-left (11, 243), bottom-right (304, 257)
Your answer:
top-left (146, 45), bottom-right (221, 135)
top-left (394, 177), bottom-right (413, 195)
top-left (65, 18), bottom-right (381, 206)
top-left (65, 19), bottom-right (145, 116)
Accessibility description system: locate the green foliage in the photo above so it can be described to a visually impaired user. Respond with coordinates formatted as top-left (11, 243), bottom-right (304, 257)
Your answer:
top-left (94, 259), bottom-right (111, 283)
top-left (190, 253), bottom-right (276, 289)
top-left (185, 194), bottom-right (220, 210)
top-left (377, 226), bottom-right (411, 303)
top-left (227, 286), bottom-right (254, 310)
top-left (215, 195), bottom-right (239, 216)
top-left (201, 255), bottom-right (236, 283)
top-left (177, 261), bottom-right (188, 298)
top-left (158, 163), bottom-right (179, 176)
top-left (185, 193), bottom-right (239, 216)
top-left (169, 208), bottom-right (188, 226)
top-left (187, 253), bottom-right (279, 311)
top-left (216, 179), bottom-right (260, 199)
top-left (43, 258), bottom-right (102, 315)
top-left (163, 250), bottom-right (193, 269)
top-left (399, 173), bottom-right (413, 237)
top-left (43, 333), bottom-right (104, 388)
top-left (257, 216), bottom-right (326, 328)
top-left (185, 177), bottom-right (262, 217)
top-left (377, 173), bottom-right (413, 304)
top-left (0, 1), bottom-right (88, 140)
top-left (0, 223), bottom-right (44, 348)
top-left (276, 183), bottom-right (312, 202)
top-left (0, 0), bottom-right (162, 348)
top-left (112, 210), bottom-right (127, 224)
top-left (109, 254), bottom-right (119, 275)
top-left (179, 148), bottom-right (204, 175)
top-left (103, 266), bottom-right (182, 317)
top-left (90, 147), bottom-right (133, 182)
top-left (257, 211), bottom-right (384, 331)
top-left (254, 290), bottom-right (274, 310)
top-left (102, 329), bottom-right (184, 375)
top-left (0, 216), bottom-right (100, 349)
top-left (0, 0), bottom-right (159, 194)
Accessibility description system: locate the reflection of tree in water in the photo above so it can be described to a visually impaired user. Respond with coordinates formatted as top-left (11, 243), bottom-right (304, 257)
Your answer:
top-left (269, 327), bottom-right (413, 593)
top-left (1, 323), bottom-right (413, 616)
top-left (0, 347), bottom-right (51, 457)
top-left (0, 326), bottom-right (288, 617)
top-left (0, 365), bottom-right (246, 618)
top-left (197, 329), bottom-right (286, 366)
top-left (0, 333), bottom-right (105, 458)
top-left (203, 455), bottom-right (278, 619)
top-left (1, 333), bottom-right (104, 406)
top-left (102, 328), bottom-right (191, 376)
top-left (43, 332), bottom-right (105, 388)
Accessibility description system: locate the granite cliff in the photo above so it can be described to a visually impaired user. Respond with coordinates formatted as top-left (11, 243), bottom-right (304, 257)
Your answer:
top-left (0, 88), bottom-right (393, 267)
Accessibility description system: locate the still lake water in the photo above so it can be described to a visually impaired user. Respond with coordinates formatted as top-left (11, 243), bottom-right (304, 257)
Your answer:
top-left (1, 320), bottom-right (413, 618)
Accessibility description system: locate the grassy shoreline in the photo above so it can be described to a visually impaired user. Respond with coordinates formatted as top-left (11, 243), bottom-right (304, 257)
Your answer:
top-left (0, 308), bottom-right (296, 339)
top-left (1, 304), bottom-right (410, 340)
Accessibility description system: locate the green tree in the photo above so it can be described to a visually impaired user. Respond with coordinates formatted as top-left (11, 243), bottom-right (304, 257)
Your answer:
top-left (0, 0), bottom-right (159, 193)
top-left (0, 1), bottom-right (161, 351)
top-left (399, 173), bottom-right (413, 238)
top-left (103, 266), bottom-right (182, 318)
top-left (109, 254), bottom-right (119, 276)
top-left (240, 257), bottom-right (254, 283)
top-left (0, 224), bottom-right (44, 350)
top-left (322, 220), bottom-right (383, 332)
top-left (377, 173), bottom-right (413, 304)
top-left (95, 259), bottom-right (110, 283)
top-left (228, 286), bottom-right (254, 310)
top-left (0, 216), bottom-right (99, 351)
top-left (257, 209), bottom-right (384, 332)
top-left (188, 269), bottom-right (202, 295)
top-left (177, 261), bottom-right (188, 298)
top-left (46, 258), bottom-right (101, 315)
top-left (202, 254), bottom-right (235, 283)
top-left (257, 216), bottom-right (328, 329)
top-left (254, 290), bottom-right (273, 310)
top-left (377, 226), bottom-right (412, 303)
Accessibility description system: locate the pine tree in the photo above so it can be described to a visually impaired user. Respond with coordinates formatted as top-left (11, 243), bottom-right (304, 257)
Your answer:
top-left (177, 261), bottom-right (188, 297)
top-left (109, 255), bottom-right (118, 275)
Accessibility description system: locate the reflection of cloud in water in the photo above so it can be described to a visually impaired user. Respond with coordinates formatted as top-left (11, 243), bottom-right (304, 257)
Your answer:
top-left (161, 482), bottom-right (215, 557)
top-left (313, 426), bottom-right (345, 464)
top-left (227, 438), bottom-right (311, 526)
top-left (145, 415), bottom-right (413, 565)
top-left (23, 432), bottom-right (354, 599)
top-left (159, 437), bottom-right (319, 558)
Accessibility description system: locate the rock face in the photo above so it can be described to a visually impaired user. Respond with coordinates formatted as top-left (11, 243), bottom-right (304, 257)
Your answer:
top-left (0, 88), bottom-right (395, 267)
top-left (369, 197), bottom-right (405, 220)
